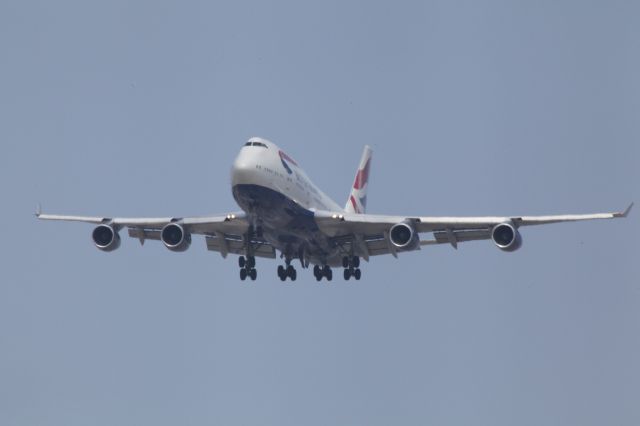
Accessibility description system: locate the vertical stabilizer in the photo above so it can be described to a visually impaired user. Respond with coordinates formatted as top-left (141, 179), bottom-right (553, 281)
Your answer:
top-left (345, 145), bottom-right (372, 214)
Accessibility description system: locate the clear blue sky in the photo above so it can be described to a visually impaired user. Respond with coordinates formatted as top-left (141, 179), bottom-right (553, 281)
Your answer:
top-left (1, 1), bottom-right (638, 425)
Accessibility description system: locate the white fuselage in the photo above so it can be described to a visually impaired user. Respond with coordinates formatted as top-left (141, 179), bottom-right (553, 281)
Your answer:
top-left (231, 137), bottom-right (342, 212)
top-left (229, 137), bottom-right (344, 264)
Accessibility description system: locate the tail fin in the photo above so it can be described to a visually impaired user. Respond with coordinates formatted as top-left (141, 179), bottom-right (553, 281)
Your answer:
top-left (345, 145), bottom-right (372, 214)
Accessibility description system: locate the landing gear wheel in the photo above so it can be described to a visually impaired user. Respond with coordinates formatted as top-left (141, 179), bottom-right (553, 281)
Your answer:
top-left (247, 256), bottom-right (256, 268)
top-left (352, 256), bottom-right (360, 268)
top-left (344, 269), bottom-right (351, 280)
top-left (342, 257), bottom-right (349, 268)
top-left (354, 268), bottom-right (361, 280)
top-left (249, 269), bottom-right (257, 281)
top-left (240, 268), bottom-right (247, 281)
top-left (238, 256), bottom-right (246, 268)
top-left (313, 265), bottom-right (322, 281)
top-left (323, 265), bottom-right (333, 281)
top-left (277, 265), bottom-right (286, 281)
top-left (285, 265), bottom-right (296, 281)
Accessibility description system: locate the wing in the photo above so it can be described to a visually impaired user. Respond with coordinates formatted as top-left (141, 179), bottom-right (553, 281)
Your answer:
top-left (314, 203), bottom-right (633, 259)
top-left (36, 209), bottom-right (276, 259)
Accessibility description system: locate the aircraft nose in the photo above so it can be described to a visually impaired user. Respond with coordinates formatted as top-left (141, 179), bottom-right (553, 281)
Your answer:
top-left (231, 151), bottom-right (259, 186)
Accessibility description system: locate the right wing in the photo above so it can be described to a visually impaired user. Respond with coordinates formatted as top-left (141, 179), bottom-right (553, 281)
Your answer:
top-left (314, 203), bottom-right (633, 259)
top-left (36, 210), bottom-right (276, 258)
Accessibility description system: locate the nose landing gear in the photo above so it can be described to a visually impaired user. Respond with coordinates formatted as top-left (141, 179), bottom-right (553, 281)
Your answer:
top-left (342, 256), bottom-right (361, 281)
top-left (239, 256), bottom-right (257, 281)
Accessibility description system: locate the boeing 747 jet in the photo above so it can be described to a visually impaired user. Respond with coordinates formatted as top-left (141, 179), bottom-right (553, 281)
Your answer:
top-left (38, 137), bottom-right (633, 281)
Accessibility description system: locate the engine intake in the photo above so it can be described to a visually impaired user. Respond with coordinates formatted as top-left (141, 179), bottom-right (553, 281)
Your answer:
top-left (161, 223), bottom-right (191, 252)
top-left (389, 222), bottom-right (419, 250)
top-left (491, 222), bottom-right (522, 252)
top-left (92, 224), bottom-right (121, 252)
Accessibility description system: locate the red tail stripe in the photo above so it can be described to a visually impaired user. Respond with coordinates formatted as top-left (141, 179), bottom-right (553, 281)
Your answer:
top-left (353, 158), bottom-right (371, 190)
top-left (350, 195), bottom-right (360, 213)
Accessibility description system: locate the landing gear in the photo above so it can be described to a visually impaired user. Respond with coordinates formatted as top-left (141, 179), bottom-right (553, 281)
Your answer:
top-left (239, 255), bottom-right (257, 281)
top-left (278, 261), bottom-right (297, 281)
top-left (314, 264), bottom-right (333, 281)
top-left (314, 265), bottom-right (322, 281)
top-left (342, 256), bottom-right (361, 281)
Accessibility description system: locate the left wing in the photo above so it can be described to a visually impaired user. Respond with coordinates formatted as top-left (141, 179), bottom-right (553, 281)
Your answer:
top-left (36, 210), bottom-right (276, 258)
top-left (314, 203), bottom-right (633, 259)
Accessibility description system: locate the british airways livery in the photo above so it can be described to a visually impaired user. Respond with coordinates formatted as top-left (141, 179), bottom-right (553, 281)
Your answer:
top-left (37, 137), bottom-right (633, 282)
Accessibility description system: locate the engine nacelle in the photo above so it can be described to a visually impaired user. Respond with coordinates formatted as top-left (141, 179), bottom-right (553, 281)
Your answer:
top-left (161, 223), bottom-right (191, 252)
top-left (491, 222), bottom-right (522, 252)
top-left (389, 221), bottom-right (420, 250)
top-left (92, 224), bottom-right (121, 252)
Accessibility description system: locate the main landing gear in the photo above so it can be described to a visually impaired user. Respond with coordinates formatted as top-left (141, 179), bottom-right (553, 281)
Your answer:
top-left (313, 264), bottom-right (333, 281)
top-left (342, 256), bottom-right (361, 281)
top-left (238, 256), bottom-right (257, 281)
top-left (278, 260), bottom-right (297, 281)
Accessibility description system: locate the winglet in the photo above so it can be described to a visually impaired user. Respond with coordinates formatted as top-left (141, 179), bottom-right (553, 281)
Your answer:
top-left (35, 203), bottom-right (42, 218)
top-left (614, 202), bottom-right (634, 218)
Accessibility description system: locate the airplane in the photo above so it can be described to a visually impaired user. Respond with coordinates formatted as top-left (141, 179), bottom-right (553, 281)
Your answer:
top-left (37, 137), bottom-right (633, 282)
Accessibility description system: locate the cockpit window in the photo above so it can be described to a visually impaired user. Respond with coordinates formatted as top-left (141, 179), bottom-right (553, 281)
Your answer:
top-left (244, 141), bottom-right (268, 148)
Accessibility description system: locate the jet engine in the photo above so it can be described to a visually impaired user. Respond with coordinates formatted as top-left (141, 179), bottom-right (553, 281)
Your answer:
top-left (389, 221), bottom-right (420, 250)
top-left (161, 223), bottom-right (191, 252)
top-left (491, 222), bottom-right (522, 252)
top-left (92, 224), bottom-right (121, 252)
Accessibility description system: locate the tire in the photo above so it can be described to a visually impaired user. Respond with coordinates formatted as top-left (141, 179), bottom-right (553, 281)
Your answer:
top-left (354, 268), bottom-right (361, 280)
top-left (250, 269), bottom-right (257, 281)
top-left (344, 269), bottom-right (351, 280)
top-left (238, 256), bottom-right (245, 268)
top-left (313, 265), bottom-right (322, 281)
top-left (240, 269), bottom-right (247, 281)
top-left (291, 269), bottom-right (297, 281)
top-left (247, 256), bottom-right (256, 268)
top-left (342, 257), bottom-right (349, 268)
top-left (352, 256), bottom-right (360, 268)
top-left (326, 269), bottom-right (333, 281)
top-left (278, 265), bottom-right (286, 281)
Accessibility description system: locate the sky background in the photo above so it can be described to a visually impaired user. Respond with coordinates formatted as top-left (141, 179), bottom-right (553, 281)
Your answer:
top-left (1, 1), bottom-right (639, 425)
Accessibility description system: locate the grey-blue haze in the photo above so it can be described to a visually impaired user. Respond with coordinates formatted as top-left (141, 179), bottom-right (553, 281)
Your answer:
top-left (1, 1), bottom-right (638, 425)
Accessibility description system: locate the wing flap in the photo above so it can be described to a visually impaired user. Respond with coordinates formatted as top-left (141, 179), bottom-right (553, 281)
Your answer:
top-left (433, 228), bottom-right (491, 244)
top-left (205, 235), bottom-right (276, 259)
top-left (128, 228), bottom-right (162, 243)
top-left (363, 238), bottom-right (392, 257)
